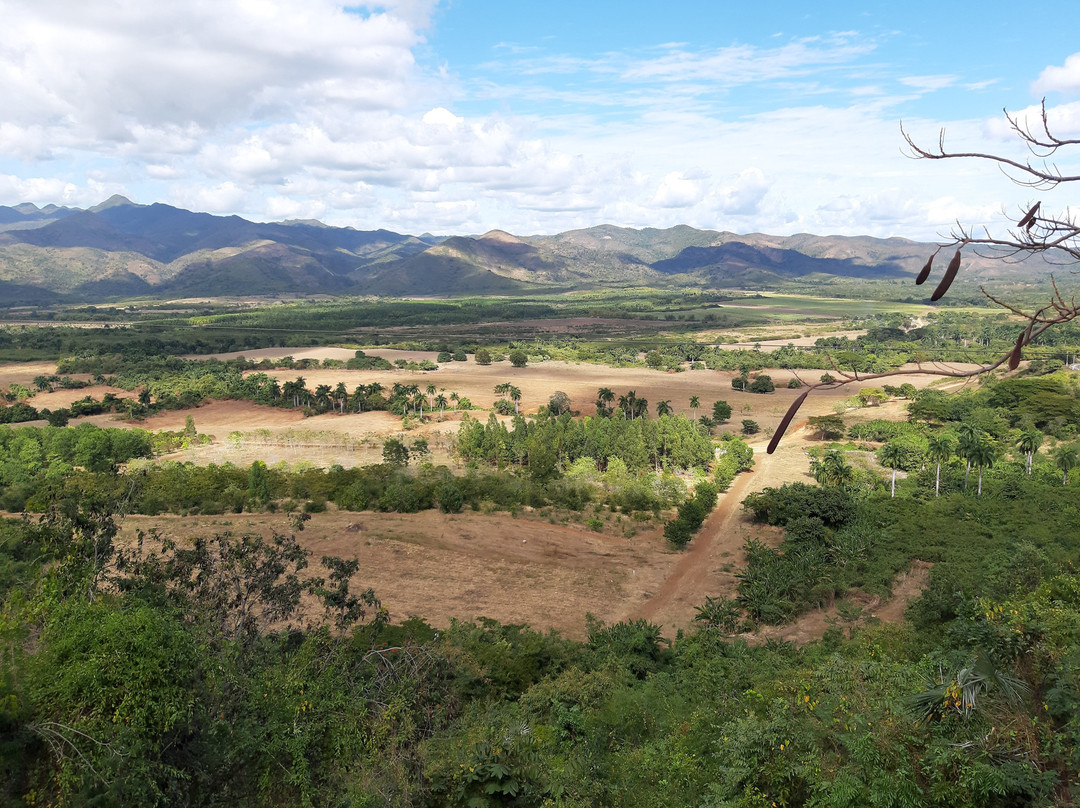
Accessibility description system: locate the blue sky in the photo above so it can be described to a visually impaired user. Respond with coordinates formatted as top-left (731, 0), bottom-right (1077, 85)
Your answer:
top-left (1, 0), bottom-right (1078, 239)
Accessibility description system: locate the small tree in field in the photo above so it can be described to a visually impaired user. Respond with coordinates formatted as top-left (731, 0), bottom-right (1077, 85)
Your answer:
top-left (549, 391), bottom-right (571, 415)
top-left (382, 437), bottom-right (410, 467)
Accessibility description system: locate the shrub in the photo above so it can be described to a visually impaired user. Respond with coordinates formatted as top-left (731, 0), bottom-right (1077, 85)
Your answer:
top-left (749, 375), bottom-right (775, 393)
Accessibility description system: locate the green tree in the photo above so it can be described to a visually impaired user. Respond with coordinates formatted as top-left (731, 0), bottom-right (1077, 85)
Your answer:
top-left (880, 440), bottom-right (905, 498)
top-left (247, 460), bottom-right (272, 506)
top-left (712, 400), bottom-right (732, 423)
top-left (509, 349), bottom-right (528, 368)
top-left (548, 391), bottom-right (571, 415)
top-left (382, 437), bottom-right (410, 467)
top-left (955, 422), bottom-right (982, 491)
top-left (926, 433), bottom-right (954, 496)
top-left (595, 387), bottom-right (615, 417)
top-left (969, 437), bottom-right (999, 496)
top-left (748, 375), bottom-right (775, 393)
top-left (689, 395), bottom-right (700, 420)
top-left (1053, 443), bottom-right (1078, 485)
top-left (808, 414), bottom-right (845, 440)
top-left (475, 348), bottom-right (492, 365)
top-left (1016, 427), bottom-right (1043, 476)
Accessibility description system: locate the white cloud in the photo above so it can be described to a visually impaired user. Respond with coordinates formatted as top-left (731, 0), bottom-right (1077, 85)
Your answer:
top-left (0, 5), bottom-right (1069, 244)
top-left (1033, 53), bottom-right (1080, 97)
top-left (653, 172), bottom-right (703, 208)
top-left (0, 175), bottom-right (80, 204)
top-left (0, 0), bottom-right (428, 148)
top-left (899, 75), bottom-right (957, 92)
top-left (172, 181), bottom-right (248, 214)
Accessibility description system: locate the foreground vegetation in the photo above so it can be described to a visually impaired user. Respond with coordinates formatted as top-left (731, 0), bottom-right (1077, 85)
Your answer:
top-left (2, 288), bottom-right (1080, 806)
top-left (2, 470), bottom-right (1078, 806)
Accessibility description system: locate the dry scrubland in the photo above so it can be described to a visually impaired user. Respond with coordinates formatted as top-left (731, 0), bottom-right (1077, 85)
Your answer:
top-left (2, 349), bottom-right (964, 635)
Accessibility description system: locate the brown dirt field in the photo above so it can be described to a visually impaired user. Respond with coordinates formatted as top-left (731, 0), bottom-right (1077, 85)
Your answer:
top-left (118, 510), bottom-right (677, 640)
top-left (4, 349), bottom-right (952, 638)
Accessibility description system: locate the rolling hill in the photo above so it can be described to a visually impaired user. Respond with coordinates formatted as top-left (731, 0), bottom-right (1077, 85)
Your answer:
top-left (0, 197), bottom-right (1049, 303)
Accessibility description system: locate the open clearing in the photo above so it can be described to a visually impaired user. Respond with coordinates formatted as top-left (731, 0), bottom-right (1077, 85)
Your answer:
top-left (114, 410), bottom-right (926, 640)
top-left (5, 348), bottom-right (956, 638)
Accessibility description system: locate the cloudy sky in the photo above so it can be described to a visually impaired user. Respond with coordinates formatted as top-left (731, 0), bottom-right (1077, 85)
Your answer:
top-left (1, 0), bottom-right (1079, 239)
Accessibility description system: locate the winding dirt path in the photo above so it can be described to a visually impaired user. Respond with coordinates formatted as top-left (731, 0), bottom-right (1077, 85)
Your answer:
top-left (628, 421), bottom-right (811, 628)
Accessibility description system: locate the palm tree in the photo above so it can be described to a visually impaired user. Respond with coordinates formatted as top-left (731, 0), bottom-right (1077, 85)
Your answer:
top-left (880, 441), bottom-right (905, 498)
top-left (334, 382), bottom-right (349, 414)
top-left (968, 437), bottom-right (998, 496)
top-left (926, 433), bottom-right (954, 496)
top-left (494, 382), bottom-right (511, 401)
top-left (635, 397), bottom-right (649, 420)
top-left (1016, 427), bottom-right (1043, 476)
top-left (1053, 444), bottom-right (1078, 485)
top-left (689, 395), bottom-right (700, 421)
top-left (450, 391), bottom-right (460, 411)
top-left (426, 383), bottom-right (437, 409)
top-left (314, 384), bottom-right (332, 411)
top-left (820, 449), bottom-right (853, 487)
top-left (509, 385), bottom-right (522, 414)
top-left (282, 379), bottom-right (300, 408)
top-left (596, 387), bottom-right (615, 417)
top-left (434, 393), bottom-right (448, 418)
top-left (656, 400), bottom-right (673, 417)
top-left (955, 423), bottom-right (982, 491)
top-left (351, 384), bottom-right (367, 412)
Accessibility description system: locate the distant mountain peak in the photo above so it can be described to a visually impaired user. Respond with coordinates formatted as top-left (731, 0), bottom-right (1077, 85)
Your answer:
top-left (478, 229), bottom-right (526, 244)
top-left (89, 194), bottom-right (138, 212)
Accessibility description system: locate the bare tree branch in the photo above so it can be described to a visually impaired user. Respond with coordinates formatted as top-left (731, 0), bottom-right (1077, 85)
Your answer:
top-left (770, 100), bottom-right (1080, 452)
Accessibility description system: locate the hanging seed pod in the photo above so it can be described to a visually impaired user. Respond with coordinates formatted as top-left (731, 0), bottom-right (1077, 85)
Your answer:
top-left (915, 255), bottom-right (934, 285)
top-left (930, 249), bottom-right (962, 302)
top-left (1016, 201), bottom-right (1040, 230)
top-left (767, 390), bottom-right (808, 455)
top-left (1008, 329), bottom-right (1025, 371)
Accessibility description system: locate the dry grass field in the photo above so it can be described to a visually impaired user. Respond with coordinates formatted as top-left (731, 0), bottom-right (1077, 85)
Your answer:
top-left (2, 348), bottom-right (963, 637)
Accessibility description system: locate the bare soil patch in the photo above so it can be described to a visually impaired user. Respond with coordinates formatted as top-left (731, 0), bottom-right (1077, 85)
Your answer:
top-left (4, 349), bottom-right (953, 636)
top-left (118, 509), bottom-right (675, 639)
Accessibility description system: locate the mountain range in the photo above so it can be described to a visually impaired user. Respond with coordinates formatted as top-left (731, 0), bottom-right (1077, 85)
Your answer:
top-left (0, 196), bottom-right (1042, 304)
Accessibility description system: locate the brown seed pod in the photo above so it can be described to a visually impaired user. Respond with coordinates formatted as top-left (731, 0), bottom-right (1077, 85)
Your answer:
top-left (1008, 329), bottom-right (1025, 371)
top-left (930, 249), bottom-right (962, 302)
top-left (1016, 201), bottom-right (1040, 230)
top-left (767, 390), bottom-right (809, 455)
top-left (915, 255), bottom-right (934, 285)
